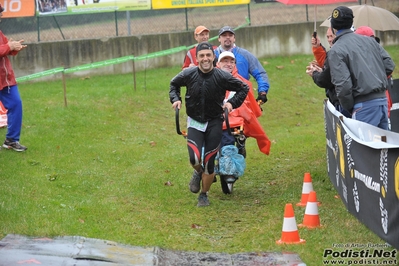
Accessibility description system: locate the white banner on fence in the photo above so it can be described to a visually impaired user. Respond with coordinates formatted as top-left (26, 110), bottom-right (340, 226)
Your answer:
top-left (324, 100), bottom-right (399, 249)
top-left (326, 101), bottom-right (399, 149)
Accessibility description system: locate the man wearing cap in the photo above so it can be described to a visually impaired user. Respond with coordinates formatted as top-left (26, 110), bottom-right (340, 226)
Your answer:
top-left (216, 51), bottom-right (271, 189)
top-left (328, 6), bottom-right (395, 130)
top-left (0, 4), bottom-right (28, 151)
top-left (215, 26), bottom-right (270, 105)
top-left (182, 25), bottom-right (217, 69)
top-left (170, 42), bottom-right (249, 207)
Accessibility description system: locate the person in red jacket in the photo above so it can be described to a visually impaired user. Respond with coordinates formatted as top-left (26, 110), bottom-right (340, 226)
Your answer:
top-left (216, 51), bottom-right (271, 188)
top-left (0, 5), bottom-right (28, 151)
top-left (218, 51), bottom-right (270, 157)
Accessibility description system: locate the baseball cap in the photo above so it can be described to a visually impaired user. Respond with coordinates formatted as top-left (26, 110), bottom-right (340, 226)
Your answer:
top-left (330, 6), bottom-right (354, 30)
top-left (355, 25), bottom-right (380, 43)
top-left (218, 26), bottom-right (235, 36)
top-left (355, 26), bottom-right (375, 37)
top-left (0, 4), bottom-right (4, 13)
top-left (218, 51), bottom-right (235, 63)
top-left (196, 42), bottom-right (214, 55)
top-left (194, 26), bottom-right (209, 36)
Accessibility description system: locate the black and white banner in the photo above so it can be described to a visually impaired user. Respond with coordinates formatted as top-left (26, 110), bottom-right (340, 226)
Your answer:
top-left (324, 100), bottom-right (399, 249)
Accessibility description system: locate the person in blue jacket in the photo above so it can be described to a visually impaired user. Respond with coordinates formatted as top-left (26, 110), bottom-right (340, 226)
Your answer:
top-left (215, 26), bottom-right (270, 104)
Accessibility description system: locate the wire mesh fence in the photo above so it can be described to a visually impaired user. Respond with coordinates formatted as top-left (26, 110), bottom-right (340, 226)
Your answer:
top-left (0, 0), bottom-right (397, 43)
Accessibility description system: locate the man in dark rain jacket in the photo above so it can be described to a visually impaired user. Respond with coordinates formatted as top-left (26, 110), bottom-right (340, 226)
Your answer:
top-left (328, 6), bottom-right (395, 130)
top-left (169, 42), bottom-right (249, 207)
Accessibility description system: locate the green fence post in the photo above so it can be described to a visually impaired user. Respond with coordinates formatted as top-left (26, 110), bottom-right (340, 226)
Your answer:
top-left (115, 11), bottom-right (119, 36)
top-left (185, 8), bottom-right (188, 31)
top-left (247, 4), bottom-right (251, 26)
top-left (126, 11), bottom-right (131, 36)
top-left (37, 16), bottom-right (40, 42)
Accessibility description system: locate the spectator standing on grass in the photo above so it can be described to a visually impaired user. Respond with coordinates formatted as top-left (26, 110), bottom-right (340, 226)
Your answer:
top-left (170, 42), bottom-right (249, 207)
top-left (0, 5), bottom-right (28, 152)
top-left (328, 6), bottom-right (395, 130)
top-left (306, 27), bottom-right (351, 117)
top-left (182, 25), bottom-right (217, 69)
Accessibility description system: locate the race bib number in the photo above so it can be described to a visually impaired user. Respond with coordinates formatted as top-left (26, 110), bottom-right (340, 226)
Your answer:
top-left (187, 117), bottom-right (208, 132)
top-left (224, 91), bottom-right (235, 104)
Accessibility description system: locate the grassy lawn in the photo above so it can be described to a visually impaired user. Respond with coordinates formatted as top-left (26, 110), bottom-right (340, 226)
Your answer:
top-left (0, 46), bottom-right (398, 265)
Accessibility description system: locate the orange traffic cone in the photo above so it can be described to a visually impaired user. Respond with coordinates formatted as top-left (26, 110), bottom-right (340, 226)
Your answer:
top-left (276, 203), bottom-right (306, 244)
top-left (298, 191), bottom-right (321, 228)
top-left (297, 172), bottom-right (315, 207)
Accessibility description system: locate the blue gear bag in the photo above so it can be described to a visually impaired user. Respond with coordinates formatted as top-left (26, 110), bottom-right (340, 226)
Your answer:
top-left (216, 145), bottom-right (246, 177)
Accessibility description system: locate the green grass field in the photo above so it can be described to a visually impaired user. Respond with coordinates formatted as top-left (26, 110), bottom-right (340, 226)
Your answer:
top-left (1, 46), bottom-right (398, 265)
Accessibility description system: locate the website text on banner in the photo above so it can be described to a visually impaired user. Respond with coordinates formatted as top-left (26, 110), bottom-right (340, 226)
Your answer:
top-left (324, 100), bottom-right (399, 250)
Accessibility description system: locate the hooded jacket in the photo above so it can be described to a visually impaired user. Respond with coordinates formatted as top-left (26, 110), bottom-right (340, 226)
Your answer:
top-left (0, 31), bottom-right (18, 90)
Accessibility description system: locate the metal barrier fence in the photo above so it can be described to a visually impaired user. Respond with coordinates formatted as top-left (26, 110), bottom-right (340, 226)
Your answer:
top-left (3, 1), bottom-right (394, 43)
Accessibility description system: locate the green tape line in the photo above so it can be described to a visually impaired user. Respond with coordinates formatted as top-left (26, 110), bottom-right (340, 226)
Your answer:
top-left (16, 67), bottom-right (65, 83)
top-left (64, 55), bottom-right (134, 73)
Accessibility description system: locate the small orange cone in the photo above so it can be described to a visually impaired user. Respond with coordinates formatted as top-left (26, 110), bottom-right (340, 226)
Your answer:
top-left (276, 203), bottom-right (306, 244)
top-left (298, 191), bottom-right (321, 228)
top-left (297, 172), bottom-right (315, 207)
